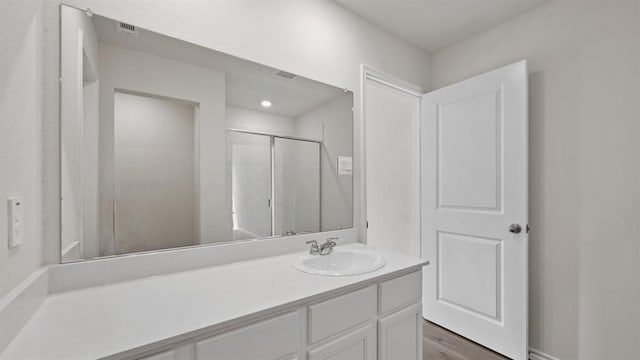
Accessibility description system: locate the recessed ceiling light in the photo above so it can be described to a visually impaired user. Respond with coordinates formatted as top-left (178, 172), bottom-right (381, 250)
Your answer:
top-left (261, 100), bottom-right (272, 108)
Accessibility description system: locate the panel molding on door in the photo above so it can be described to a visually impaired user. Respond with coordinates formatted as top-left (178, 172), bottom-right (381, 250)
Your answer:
top-left (436, 231), bottom-right (502, 322)
top-left (436, 88), bottom-right (502, 212)
top-left (421, 60), bottom-right (528, 360)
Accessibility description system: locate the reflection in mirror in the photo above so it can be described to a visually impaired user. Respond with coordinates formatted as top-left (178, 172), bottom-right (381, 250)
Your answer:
top-left (114, 92), bottom-right (198, 254)
top-left (274, 137), bottom-right (320, 236)
top-left (60, 5), bottom-right (354, 262)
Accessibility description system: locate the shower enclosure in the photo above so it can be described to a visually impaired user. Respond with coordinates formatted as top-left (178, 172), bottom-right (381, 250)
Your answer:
top-left (227, 130), bottom-right (321, 240)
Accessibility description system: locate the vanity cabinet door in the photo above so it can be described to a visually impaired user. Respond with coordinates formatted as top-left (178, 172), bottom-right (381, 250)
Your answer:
top-left (308, 324), bottom-right (376, 360)
top-left (378, 303), bottom-right (422, 360)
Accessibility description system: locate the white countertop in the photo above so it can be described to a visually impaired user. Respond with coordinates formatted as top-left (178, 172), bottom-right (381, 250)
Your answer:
top-left (1, 244), bottom-right (426, 360)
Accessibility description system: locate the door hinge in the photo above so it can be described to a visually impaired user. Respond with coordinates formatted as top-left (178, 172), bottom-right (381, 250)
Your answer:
top-left (526, 224), bottom-right (531, 233)
top-left (366, 221), bottom-right (369, 229)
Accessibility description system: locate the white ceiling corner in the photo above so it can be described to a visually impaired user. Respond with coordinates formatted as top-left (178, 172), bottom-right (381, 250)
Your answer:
top-left (333, 0), bottom-right (550, 53)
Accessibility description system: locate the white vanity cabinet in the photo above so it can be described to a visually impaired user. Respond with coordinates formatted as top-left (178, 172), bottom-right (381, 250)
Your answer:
top-left (140, 345), bottom-right (194, 360)
top-left (377, 304), bottom-right (422, 360)
top-left (377, 271), bottom-right (423, 360)
top-left (307, 324), bottom-right (377, 360)
top-left (135, 270), bottom-right (422, 360)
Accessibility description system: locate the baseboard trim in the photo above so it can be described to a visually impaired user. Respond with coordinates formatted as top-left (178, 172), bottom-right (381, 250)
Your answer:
top-left (529, 348), bottom-right (561, 360)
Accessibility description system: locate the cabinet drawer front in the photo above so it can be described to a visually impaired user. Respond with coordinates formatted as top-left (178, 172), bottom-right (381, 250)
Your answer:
top-left (140, 350), bottom-right (176, 360)
top-left (140, 344), bottom-right (193, 360)
top-left (309, 286), bottom-right (376, 344)
top-left (195, 311), bottom-right (299, 360)
top-left (378, 271), bottom-right (421, 314)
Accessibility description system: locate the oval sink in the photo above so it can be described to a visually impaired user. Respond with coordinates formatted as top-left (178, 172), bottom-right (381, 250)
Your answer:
top-left (293, 248), bottom-right (386, 276)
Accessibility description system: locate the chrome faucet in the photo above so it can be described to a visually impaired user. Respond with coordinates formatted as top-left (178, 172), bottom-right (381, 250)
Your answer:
top-left (320, 237), bottom-right (338, 255)
top-left (305, 237), bottom-right (338, 256)
top-left (306, 240), bottom-right (320, 255)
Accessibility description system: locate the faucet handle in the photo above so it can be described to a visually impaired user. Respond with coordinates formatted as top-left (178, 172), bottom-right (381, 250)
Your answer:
top-left (319, 238), bottom-right (338, 255)
top-left (306, 240), bottom-right (320, 255)
top-left (325, 237), bottom-right (338, 245)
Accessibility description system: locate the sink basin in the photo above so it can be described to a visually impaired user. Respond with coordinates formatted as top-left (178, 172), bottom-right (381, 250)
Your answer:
top-left (293, 248), bottom-right (386, 276)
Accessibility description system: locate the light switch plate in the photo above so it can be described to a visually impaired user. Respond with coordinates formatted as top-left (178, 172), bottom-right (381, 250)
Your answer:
top-left (8, 197), bottom-right (23, 248)
top-left (337, 156), bottom-right (353, 175)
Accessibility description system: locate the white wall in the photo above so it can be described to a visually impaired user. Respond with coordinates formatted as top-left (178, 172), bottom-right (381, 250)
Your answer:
top-left (429, 1), bottom-right (640, 359)
top-left (40, 0), bottom-right (431, 265)
top-left (226, 106), bottom-right (296, 137)
top-left (296, 93), bottom-right (354, 231)
top-left (0, 0), bottom-right (44, 299)
top-left (114, 92), bottom-right (197, 254)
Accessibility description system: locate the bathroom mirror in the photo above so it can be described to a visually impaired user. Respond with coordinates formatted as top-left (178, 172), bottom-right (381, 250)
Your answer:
top-left (60, 5), bottom-right (354, 262)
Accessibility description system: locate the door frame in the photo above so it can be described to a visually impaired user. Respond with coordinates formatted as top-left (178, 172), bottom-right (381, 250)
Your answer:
top-left (360, 65), bottom-right (423, 257)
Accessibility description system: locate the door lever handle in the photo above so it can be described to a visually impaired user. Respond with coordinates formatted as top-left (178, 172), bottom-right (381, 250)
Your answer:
top-left (508, 224), bottom-right (522, 234)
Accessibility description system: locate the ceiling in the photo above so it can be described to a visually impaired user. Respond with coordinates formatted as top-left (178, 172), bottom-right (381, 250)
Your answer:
top-left (93, 16), bottom-right (344, 118)
top-left (333, 0), bottom-right (550, 53)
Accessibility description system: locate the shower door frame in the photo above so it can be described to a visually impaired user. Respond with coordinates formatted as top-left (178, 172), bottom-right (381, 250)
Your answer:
top-left (227, 129), bottom-right (322, 236)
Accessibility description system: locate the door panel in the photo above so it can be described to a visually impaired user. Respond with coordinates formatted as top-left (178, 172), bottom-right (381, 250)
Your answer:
top-left (437, 232), bottom-right (501, 320)
top-left (437, 90), bottom-right (500, 210)
top-left (421, 60), bottom-right (528, 359)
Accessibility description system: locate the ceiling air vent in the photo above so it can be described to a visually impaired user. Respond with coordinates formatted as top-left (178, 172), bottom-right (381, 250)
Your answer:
top-left (273, 70), bottom-right (297, 80)
top-left (116, 21), bottom-right (139, 37)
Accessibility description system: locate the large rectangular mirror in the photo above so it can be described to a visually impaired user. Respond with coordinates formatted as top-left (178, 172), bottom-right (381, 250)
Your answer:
top-left (60, 5), bottom-right (353, 262)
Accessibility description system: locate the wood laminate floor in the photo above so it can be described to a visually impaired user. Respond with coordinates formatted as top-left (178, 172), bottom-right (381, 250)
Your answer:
top-left (423, 321), bottom-right (509, 360)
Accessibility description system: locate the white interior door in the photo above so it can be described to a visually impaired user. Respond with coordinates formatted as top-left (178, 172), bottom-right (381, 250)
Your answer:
top-left (421, 60), bottom-right (528, 359)
top-left (364, 71), bottom-right (421, 257)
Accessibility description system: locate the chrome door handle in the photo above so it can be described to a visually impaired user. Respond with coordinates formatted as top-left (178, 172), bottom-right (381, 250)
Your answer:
top-left (509, 224), bottom-right (522, 234)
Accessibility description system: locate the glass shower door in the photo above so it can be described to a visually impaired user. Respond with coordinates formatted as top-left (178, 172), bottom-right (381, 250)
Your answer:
top-left (227, 131), bottom-right (272, 240)
top-left (274, 137), bottom-right (320, 236)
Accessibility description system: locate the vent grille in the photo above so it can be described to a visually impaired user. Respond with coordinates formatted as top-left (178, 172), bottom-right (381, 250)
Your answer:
top-left (273, 70), bottom-right (297, 80)
top-left (116, 21), bottom-right (139, 37)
